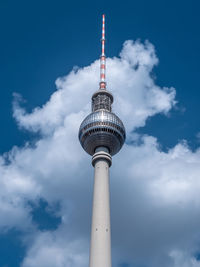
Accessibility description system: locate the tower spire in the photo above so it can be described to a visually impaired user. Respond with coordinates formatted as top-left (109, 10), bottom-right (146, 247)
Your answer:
top-left (100, 14), bottom-right (106, 90)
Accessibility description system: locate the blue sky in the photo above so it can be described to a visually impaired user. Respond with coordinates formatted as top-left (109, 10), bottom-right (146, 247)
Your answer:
top-left (1, 0), bottom-right (200, 266)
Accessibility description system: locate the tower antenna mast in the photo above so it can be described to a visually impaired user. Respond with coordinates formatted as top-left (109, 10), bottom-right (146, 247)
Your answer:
top-left (100, 14), bottom-right (106, 90)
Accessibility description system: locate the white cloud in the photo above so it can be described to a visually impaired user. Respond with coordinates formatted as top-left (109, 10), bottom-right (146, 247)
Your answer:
top-left (170, 250), bottom-right (200, 267)
top-left (111, 138), bottom-right (200, 266)
top-left (13, 40), bottom-right (175, 135)
top-left (0, 39), bottom-right (199, 267)
top-left (22, 231), bottom-right (88, 267)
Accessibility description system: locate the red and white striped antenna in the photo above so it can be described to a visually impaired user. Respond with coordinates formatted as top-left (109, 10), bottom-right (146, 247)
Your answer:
top-left (100, 14), bottom-right (106, 90)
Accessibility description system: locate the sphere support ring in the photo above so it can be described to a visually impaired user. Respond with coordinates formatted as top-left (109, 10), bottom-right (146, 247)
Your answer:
top-left (92, 151), bottom-right (112, 167)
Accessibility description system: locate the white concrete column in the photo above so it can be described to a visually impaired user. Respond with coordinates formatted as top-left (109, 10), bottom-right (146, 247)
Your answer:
top-left (89, 148), bottom-right (112, 267)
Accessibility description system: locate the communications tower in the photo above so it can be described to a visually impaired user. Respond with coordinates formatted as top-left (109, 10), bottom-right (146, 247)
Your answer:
top-left (79, 14), bottom-right (126, 267)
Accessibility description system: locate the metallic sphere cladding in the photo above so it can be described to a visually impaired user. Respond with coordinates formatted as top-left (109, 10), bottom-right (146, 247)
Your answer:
top-left (79, 110), bottom-right (126, 156)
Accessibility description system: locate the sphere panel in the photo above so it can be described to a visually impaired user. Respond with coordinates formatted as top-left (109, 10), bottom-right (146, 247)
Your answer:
top-left (79, 110), bottom-right (126, 156)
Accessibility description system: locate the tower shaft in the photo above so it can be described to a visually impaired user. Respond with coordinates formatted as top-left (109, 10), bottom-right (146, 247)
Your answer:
top-left (90, 148), bottom-right (112, 267)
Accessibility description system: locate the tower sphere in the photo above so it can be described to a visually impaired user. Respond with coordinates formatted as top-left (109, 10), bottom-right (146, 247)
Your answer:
top-left (79, 109), bottom-right (126, 156)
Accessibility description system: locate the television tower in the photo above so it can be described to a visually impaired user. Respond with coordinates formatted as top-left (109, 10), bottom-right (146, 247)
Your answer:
top-left (79, 14), bottom-right (126, 267)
